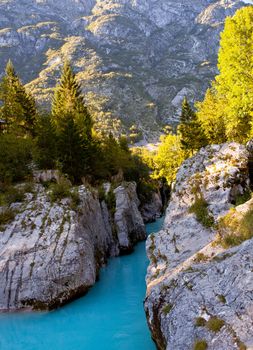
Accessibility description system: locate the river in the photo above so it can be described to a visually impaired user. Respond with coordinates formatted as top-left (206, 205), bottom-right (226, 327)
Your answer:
top-left (0, 217), bottom-right (164, 350)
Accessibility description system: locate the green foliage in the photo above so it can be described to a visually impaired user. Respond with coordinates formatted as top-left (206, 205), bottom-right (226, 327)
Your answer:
top-left (194, 252), bottom-right (208, 263)
top-left (195, 317), bottom-right (207, 327)
top-left (196, 88), bottom-right (227, 144)
top-left (178, 97), bottom-right (207, 155)
top-left (105, 189), bottom-right (116, 215)
top-left (52, 61), bottom-right (93, 140)
top-left (162, 304), bottom-right (172, 315)
top-left (218, 206), bottom-right (253, 248)
top-left (49, 178), bottom-right (71, 202)
top-left (206, 317), bottom-right (225, 333)
top-left (197, 6), bottom-right (253, 143)
top-left (34, 114), bottom-right (57, 169)
top-left (189, 196), bottom-right (214, 228)
top-left (193, 340), bottom-right (208, 350)
top-left (0, 133), bottom-right (32, 183)
top-left (234, 190), bottom-right (251, 206)
top-left (0, 60), bottom-right (36, 136)
top-left (153, 133), bottom-right (187, 184)
top-left (0, 208), bottom-right (15, 227)
top-left (0, 186), bottom-right (25, 205)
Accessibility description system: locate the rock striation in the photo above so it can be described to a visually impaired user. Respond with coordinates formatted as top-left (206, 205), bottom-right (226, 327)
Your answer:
top-left (0, 0), bottom-right (249, 136)
top-left (145, 142), bottom-right (253, 349)
top-left (0, 181), bottom-right (145, 311)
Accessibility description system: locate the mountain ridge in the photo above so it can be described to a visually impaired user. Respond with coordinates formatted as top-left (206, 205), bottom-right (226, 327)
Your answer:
top-left (0, 0), bottom-right (249, 138)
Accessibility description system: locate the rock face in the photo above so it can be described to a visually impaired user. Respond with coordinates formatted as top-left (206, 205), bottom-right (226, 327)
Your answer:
top-left (144, 143), bottom-right (253, 350)
top-left (0, 181), bottom-right (145, 311)
top-left (114, 182), bottom-right (146, 253)
top-left (0, 0), bottom-right (249, 137)
top-left (140, 191), bottom-right (163, 224)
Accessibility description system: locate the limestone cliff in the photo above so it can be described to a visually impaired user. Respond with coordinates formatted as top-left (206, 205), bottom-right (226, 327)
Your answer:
top-left (145, 143), bottom-right (253, 349)
top-left (0, 181), bottom-right (145, 311)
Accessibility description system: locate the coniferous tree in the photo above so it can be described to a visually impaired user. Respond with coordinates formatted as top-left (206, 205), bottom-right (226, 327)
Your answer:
top-left (0, 60), bottom-right (36, 135)
top-left (52, 61), bottom-right (93, 140)
top-left (178, 97), bottom-right (207, 155)
top-left (57, 114), bottom-right (86, 182)
top-left (51, 61), bottom-right (94, 182)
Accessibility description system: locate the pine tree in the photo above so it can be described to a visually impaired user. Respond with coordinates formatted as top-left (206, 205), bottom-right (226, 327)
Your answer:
top-left (178, 97), bottom-right (207, 155)
top-left (52, 61), bottom-right (93, 140)
top-left (0, 60), bottom-right (36, 135)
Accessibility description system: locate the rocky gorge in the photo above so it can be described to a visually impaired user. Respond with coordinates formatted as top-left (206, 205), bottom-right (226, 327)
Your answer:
top-left (145, 142), bottom-right (253, 349)
top-left (0, 178), bottom-right (162, 311)
top-left (0, 0), bottom-right (249, 137)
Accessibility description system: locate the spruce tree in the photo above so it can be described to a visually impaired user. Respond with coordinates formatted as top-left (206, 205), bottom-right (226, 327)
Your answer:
top-left (0, 60), bottom-right (36, 135)
top-left (52, 61), bottom-right (93, 140)
top-left (178, 97), bottom-right (207, 155)
top-left (52, 61), bottom-right (94, 182)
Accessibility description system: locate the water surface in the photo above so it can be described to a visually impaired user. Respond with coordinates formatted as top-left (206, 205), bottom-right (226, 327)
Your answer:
top-left (0, 217), bottom-right (164, 350)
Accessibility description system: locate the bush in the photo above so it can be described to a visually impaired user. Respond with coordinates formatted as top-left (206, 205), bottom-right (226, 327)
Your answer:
top-left (193, 340), bottom-right (208, 350)
top-left (49, 179), bottom-right (71, 202)
top-left (0, 133), bottom-right (32, 183)
top-left (195, 317), bottom-right (207, 327)
top-left (206, 317), bottom-right (224, 332)
top-left (162, 304), bottom-right (172, 315)
top-left (234, 190), bottom-right (251, 206)
top-left (218, 206), bottom-right (253, 248)
top-left (189, 196), bottom-right (214, 228)
top-left (0, 208), bottom-right (15, 227)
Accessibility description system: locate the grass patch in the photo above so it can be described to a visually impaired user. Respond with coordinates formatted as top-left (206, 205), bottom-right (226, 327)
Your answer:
top-left (206, 316), bottom-right (224, 332)
top-left (218, 206), bottom-right (253, 248)
top-left (189, 196), bottom-right (214, 228)
top-left (193, 340), bottom-right (208, 350)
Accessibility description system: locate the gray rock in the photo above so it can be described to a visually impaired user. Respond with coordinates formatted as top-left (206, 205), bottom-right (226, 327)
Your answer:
top-left (145, 142), bottom-right (252, 349)
top-left (0, 181), bottom-right (144, 311)
top-left (140, 191), bottom-right (163, 223)
top-left (114, 182), bottom-right (146, 253)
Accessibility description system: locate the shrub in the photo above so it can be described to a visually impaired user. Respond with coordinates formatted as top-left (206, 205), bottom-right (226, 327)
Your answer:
top-left (206, 317), bottom-right (225, 332)
top-left (49, 179), bottom-right (71, 202)
top-left (189, 196), bottom-right (214, 228)
top-left (194, 253), bottom-right (208, 263)
top-left (70, 189), bottom-right (80, 210)
top-left (0, 208), bottom-right (15, 227)
top-left (218, 206), bottom-right (253, 248)
top-left (0, 133), bottom-right (32, 183)
top-left (162, 304), bottom-right (172, 315)
top-left (195, 317), bottom-right (207, 327)
top-left (193, 340), bottom-right (208, 350)
top-left (234, 190), bottom-right (251, 206)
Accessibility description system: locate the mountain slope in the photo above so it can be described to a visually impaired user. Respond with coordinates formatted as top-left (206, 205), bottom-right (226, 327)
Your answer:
top-left (0, 0), bottom-right (249, 137)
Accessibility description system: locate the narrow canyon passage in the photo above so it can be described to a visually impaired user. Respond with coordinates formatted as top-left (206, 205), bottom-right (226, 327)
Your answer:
top-left (0, 218), bottom-right (164, 350)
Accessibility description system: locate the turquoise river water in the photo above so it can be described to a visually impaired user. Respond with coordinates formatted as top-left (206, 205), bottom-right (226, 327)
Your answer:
top-left (0, 217), bottom-right (164, 350)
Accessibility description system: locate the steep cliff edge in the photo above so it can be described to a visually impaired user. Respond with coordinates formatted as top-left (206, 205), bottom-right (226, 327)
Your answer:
top-left (145, 143), bottom-right (253, 350)
top-left (0, 181), bottom-right (145, 311)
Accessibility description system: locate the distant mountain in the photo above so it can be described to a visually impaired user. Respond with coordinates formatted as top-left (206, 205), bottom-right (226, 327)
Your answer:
top-left (0, 0), bottom-right (248, 139)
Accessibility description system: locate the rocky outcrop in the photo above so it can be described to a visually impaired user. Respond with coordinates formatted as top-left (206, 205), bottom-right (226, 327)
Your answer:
top-left (114, 182), bottom-right (146, 253)
top-left (0, 0), bottom-right (249, 137)
top-left (140, 191), bottom-right (163, 224)
top-left (0, 181), bottom-right (144, 311)
top-left (145, 142), bottom-right (253, 349)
